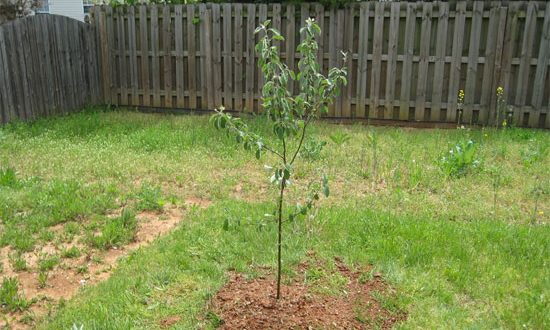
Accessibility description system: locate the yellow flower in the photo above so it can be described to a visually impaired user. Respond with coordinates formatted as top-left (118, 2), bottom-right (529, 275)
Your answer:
top-left (539, 211), bottom-right (544, 216)
top-left (496, 86), bottom-right (504, 95)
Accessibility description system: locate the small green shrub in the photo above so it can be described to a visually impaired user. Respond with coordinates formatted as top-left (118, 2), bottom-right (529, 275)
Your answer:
top-left (0, 277), bottom-right (31, 312)
top-left (520, 139), bottom-right (548, 168)
top-left (10, 253), bottom-right (28, 272)
top-left (88, 209), bottom-right (137, 249)
top-left (300, 138), bottom-right (327, 160)
top-left (439, 140), bottom-right (480, 177)
top-left (38, 272), bottom-right (48, 289)
top-left (135, 184), bottom-right (165, 212)
top-left (38, 254), bottom-right (60, 272)
top-left (0, 167), bottom-right (18, 187)
top-left (61, 246), bottom-right (81, 259)
top-left (329, 131), bottom-right (351, 146)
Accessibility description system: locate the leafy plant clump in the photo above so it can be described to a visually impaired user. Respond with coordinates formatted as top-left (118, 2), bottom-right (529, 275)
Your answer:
top-left (134, 184), bottom-right (165, 212)
top-left (211, 18), bottom-right (346, 298)
top-left (439, 140), bottom-right (480, 177)
top-left (300, 138), bottom-right (327, 161)
top-left (0, 167), bottom-right (18, 187)
top-left (0, 277), bottom-right (32, 312)
top-left (329, 131), bottom-right (351, 146)
top-left (88, 209), bottom-right (138, 249)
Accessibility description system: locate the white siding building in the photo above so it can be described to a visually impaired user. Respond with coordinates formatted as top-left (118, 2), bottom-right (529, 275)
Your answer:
top-left (37, 0), bottom-right (94, 22)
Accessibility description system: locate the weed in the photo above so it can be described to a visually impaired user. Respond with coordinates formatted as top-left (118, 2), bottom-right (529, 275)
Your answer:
top-left (300, 138), bottom-right (327, 161)
top-left (10, 253), bottom-right (28, 272)
top-left (38, 272), bottom-right (48, 289)
top-left (329, 131), bottom-right (351, 146)
top-left (487, 165), bottom-right (504, 216)
top-left (76, 265), bottom-right (88, 274)
top-left (439, 140), bottom-right (480, 177)
top-left (520, 139), bottom-right (548, 168)
top-left (457, 89), bottom-right (465, 126)
top-left (205, 311), bottom-right (224, 328)
top-left (134, 184), bottom-right (165, 212)
top-left (0, 277), bottom-right (31, 312)
top-left (61, 246), bottom-right (81, 259)
top-left (88, 209), bottom-right (137, 249)
top-left (38, 254), bottom-right (60, 272)
top-left (0, 167), bottom-right (18, 187)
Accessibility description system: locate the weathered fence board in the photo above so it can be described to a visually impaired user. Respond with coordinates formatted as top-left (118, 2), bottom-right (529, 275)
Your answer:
top-left (0, 14), bottom-right (101, 123)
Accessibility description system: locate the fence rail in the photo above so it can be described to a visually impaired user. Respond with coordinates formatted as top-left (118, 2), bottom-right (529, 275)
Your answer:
top-left (0, 15), bottom-right (102, 123)
top-left (91, 1), bottom-right (550, 128)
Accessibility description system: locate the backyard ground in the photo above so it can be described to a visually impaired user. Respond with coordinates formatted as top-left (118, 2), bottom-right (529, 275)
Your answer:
top-left (0, 108), bottom-right (548, 329)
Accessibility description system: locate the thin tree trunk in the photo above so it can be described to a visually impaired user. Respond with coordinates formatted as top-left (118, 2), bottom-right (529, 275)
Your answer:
top-left (276, 179), bottom-right (285, 299)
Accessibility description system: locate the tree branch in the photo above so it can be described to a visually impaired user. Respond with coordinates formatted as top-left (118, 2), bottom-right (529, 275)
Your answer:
top-left (289, 116), bottom-right (312, 165)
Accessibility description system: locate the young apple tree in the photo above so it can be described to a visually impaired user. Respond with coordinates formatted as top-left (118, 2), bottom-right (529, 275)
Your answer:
top-left (211, 18), bottom-right (347, 299)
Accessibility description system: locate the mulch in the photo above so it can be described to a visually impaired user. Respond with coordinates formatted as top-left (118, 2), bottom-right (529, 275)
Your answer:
top-left (208, 258), bottom-right (405, 329)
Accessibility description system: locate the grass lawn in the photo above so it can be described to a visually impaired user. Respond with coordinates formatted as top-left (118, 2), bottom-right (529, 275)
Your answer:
top-left (0, 108), bottom-right (548, 329)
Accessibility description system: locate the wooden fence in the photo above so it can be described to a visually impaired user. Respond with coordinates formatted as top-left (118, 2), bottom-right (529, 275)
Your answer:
top-left (0, 14), bottom-right (101, 124)
top-left (91, 1), bottom-right (550, 128)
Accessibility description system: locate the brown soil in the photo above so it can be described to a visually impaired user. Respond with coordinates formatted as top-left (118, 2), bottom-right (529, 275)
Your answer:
top-left (0, 198), bottom-right (210, 329)
top-left (209, 259), bottom-right (405, 329)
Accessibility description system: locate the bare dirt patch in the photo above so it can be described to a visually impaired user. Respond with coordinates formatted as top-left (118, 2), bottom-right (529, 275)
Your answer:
top-left (209, 259), bottom-right (405, 329)
top-left (0, 198), bottom-right (210, 329)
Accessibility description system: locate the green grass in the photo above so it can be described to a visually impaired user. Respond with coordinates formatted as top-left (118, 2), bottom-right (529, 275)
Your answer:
top-left (0, 108), bottom-right (548, 328)
top-left (41, 202), bottom-right (549, 329)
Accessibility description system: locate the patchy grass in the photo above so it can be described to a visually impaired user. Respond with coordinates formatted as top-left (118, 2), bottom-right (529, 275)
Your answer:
top-left (0, 108), bottom-right (548, 329)
top-left (41, 202), bottom-right (549, 329)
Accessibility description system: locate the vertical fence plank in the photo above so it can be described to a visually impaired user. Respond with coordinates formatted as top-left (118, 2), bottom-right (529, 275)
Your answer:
top-left (128, 6), bottom-right (139, 105)
top-left (369, 2), bottom-right (383, 119)
top-left (223, 3), bottom-right (233, 109)
top-left (117, 7), bottom-right (128, 105)
top-left (7, 23), bottom-right (25, 118)
top-left (342, 5), bottom-right (354, 118)
top-left (212, 3), bottom-right (222, 108)
top-left (384, 2), bottom-right (399, 119)
top-left (356, 2), bottom-right (369, 119)
top-left (499, 1), bottom-right (519, 117)
top-left (300, 3), bottom-right (310, 41)
top-left (0, 29), bottom-right (13, 123)
top-left (151, 5), bottom-right (161, 107)
top-left (415, 2), bottom-right (432, 121)
top-left (234, 3), bottom-right (244, 111)
top-left (187, 4), bottom-right (197, 109)
top-left (163, 5), bottom-right (173, 107)
top-left (175, 5), bottom-right (185, 108)
top-left (106, 6), bottom-right (117, 105)
top-left (204, 6), bottom-right (214, 110)
top-left (531, 2), bottom-right (550, 122)
top-left (245, 3), bottom-right (256, 112)
top-left (399, 3), bottom-right (416, 120)
top-left (463, 1), bottom-right (484, 124)
top-left (139, 5), bottom-right (150, 107)
top-left (447, 1), bottom-right (466, 123)
top-left (99, 7), bottom-right (111, 104)
top-left (488, 6), bottom-right (508, 125)
top-left (257, 4), bottom-right (267, 112)
top-left (514, 1), bottom-right (537, 125)
top-left (314, 4), bottom-right (324, 69)
top-left (285, 4), bottom-right (296, 95)
top-left (480, 2), bottom-right (500, 125)
top-left (334, 9), bottom-right (345, 117)
top-left (431, 2), bottom-right (449, 121)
